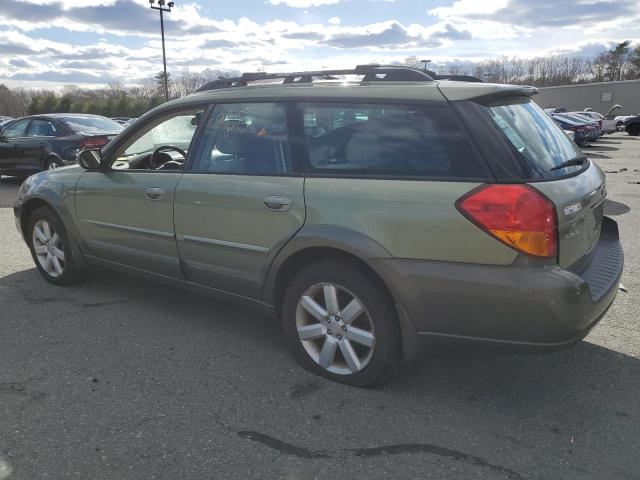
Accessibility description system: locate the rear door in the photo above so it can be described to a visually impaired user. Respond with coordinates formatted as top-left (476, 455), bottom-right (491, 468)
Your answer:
top-left (24, 119), bottom-right (59, 170)
top-left (174, 102), bottom-right (305, 299)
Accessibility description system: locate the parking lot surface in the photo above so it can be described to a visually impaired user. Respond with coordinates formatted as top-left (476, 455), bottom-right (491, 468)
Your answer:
top-left (1, 133), bottom-right (639, 480)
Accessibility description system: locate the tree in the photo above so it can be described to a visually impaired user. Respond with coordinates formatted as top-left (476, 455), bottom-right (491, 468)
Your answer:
top-left (606, 41), bottom-right (632, 81)
top-left (154, 71), bottom-right (171, 98)
top-left (629, 44), bottom-right (640, 79)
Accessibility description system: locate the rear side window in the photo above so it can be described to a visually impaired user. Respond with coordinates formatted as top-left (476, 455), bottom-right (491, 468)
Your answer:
top-left (486, 100), bottom-right (585, 178)
top-left (190, 103), bottom-right (291, 175)
top-left (28, 120), bottom-right (57, 137)
top-left (299, 102), bottom-right (488, 179)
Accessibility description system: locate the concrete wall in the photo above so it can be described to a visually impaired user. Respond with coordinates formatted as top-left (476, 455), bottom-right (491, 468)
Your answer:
top-left (534, 80), bottom-right (640, 116)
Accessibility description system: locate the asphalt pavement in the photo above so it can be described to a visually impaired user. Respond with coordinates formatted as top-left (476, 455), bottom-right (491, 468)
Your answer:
top-left (1, 133), bottom-right (639, 479)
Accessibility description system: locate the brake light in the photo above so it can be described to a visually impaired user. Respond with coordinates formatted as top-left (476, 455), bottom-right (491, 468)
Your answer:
top-left (79, 136), bottom-right (109, 150)
top-left (575, 126), bottom-right (586, 132)
top-left (456, 184), bottom-right (557, 258)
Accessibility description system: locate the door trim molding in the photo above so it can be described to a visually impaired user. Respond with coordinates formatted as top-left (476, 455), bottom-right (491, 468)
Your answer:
top-left (177, 234), bottom-right (270, 254)
top-left (79, 219), bottom-right (174, 238)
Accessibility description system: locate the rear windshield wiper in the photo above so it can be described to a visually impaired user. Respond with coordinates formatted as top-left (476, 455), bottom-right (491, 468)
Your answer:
top-left (550, 157), bottom-right (587, 171)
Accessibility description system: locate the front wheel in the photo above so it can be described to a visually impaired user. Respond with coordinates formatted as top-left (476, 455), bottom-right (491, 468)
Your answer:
top-left (627, 124), bottom-right (640, 136)
top-left (282, 260), bottom-right (401, 387)
top-left (28, 206), bottom-right (86, 285)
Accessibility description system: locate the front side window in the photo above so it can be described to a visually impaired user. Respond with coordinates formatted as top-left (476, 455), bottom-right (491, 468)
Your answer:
top-left (300, 102), bottom-right (486, 178)
top-left (190, 103), bottom-right (291, 175)
top-left (2, 119), bottom-right (30, 139)
top-left (112, 109), bottom-right (203, 171)
top-left (28, 120), bottom-right (57, 137)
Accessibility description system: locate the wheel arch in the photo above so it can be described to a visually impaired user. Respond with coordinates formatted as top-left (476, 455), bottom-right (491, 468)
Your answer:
top-left (263, 226), bottom-right (423, 361)
top-left (41, 153), bottom-right (63, 170)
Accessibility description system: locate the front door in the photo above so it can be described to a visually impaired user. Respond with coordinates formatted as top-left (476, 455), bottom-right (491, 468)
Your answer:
top-left (0, 119), bottom-right (31, 174)
top-left (174, 102), bottom-right (305, 299)
top-left (75, 108), bottom-right (203, 277)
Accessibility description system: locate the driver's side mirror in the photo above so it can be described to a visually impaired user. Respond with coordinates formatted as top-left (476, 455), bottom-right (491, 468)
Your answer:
top-left (77, 149), bottom-right (102, 169)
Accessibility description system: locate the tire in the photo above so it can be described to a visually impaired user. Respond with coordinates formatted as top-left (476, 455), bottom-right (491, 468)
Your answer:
top-left (45, 158), bottom-right (63, 170)
top-left (282, 259), bottom-right (401, 387)
top-left (27, 206), bottom-right (86, 286)
top-left (627, 124), bottom-right (640, 136)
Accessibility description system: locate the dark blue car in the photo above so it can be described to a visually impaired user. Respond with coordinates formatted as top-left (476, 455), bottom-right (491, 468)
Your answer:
top-left (0, 114), bottom-right (123, 178)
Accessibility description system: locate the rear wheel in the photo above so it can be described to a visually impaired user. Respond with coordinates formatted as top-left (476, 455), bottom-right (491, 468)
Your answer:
top-left (28, 206), bottom-right (85, 285)
top-left (45, 158), bottom-right (63, 170)
top-left (282, 260), bottom-right (401, 387)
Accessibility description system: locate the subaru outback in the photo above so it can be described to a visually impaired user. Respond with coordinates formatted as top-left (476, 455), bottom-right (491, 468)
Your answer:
top-left (14, 65), bottom-right (624, 386)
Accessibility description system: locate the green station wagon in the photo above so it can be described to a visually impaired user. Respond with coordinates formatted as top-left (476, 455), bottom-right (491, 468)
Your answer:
top-left (14, 65), bottom-right (624, 386)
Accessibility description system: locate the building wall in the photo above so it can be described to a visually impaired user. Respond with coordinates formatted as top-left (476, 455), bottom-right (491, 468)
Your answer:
top-left (534, 80), bottom-right (640, 116)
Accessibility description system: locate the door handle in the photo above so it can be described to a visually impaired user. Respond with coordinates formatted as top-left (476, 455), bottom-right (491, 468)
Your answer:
top-left (263, 195), bottom-right (292, 211)
top-left (145, 188), bottom-right (166, 201)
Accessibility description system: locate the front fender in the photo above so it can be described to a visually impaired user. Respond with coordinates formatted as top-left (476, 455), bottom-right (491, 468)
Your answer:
top-left (15, 167), bottom-right (85, 249)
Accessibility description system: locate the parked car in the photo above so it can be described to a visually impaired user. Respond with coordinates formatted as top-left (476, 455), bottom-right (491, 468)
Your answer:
top-left (553, 113), bottom-right (601, 141)
top-left (580, 105), bottom-right (622, 134)
top-left (0, 116), bottom-right (14, 127)
top-left (571, 112), bottom-right (605, 135)
top-left (0, 114), bottom-right (123, 178)
top-left (623, 116), bottom-right (640, 136)
top-left (111, 117), bottom-right (134, 125)
top-left (14, 65), bottom-right (623, 386)
top-left (550, 115), bottom-right (592, 146)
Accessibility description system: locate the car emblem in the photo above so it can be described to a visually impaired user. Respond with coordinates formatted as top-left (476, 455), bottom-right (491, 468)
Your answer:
top-left (564, 202), bottom-right (583, 216)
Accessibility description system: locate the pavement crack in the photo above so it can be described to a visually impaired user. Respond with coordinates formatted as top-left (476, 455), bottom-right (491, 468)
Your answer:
top-left (237, 431), bottom-right (331, 459)
top-left (237, 430), bottom-right (524, 478)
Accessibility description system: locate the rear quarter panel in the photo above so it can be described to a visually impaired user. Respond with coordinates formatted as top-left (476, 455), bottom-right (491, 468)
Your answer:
top-left (304, 177), bottom-right (518, 265)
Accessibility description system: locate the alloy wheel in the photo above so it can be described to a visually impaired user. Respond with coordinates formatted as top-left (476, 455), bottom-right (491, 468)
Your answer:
top-left (32, 220), bottom-right (65, 277)
top-left (295, 282), bottom-right (375, 375)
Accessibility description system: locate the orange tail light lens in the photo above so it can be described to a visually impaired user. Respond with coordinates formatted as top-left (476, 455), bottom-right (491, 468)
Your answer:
top-left (456, 184), bottom-right (558, 259)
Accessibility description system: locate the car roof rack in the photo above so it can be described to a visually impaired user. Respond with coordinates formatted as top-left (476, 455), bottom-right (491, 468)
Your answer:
top-left (196, 64), bottom-right (437, 92)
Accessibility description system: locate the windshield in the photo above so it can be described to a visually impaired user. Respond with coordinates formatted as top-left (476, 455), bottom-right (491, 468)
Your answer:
top-left (62, 116), bottom-right (123, 135)
top-left (487, 100), bottom-right (586, 178)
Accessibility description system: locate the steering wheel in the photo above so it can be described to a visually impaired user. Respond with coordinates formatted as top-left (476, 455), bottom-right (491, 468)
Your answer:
top-left (149, 145), bottom-right (187, 170)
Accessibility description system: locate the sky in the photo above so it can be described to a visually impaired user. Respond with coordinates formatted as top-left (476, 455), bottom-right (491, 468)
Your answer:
top-left (0, 0), bottom-right (639, 89)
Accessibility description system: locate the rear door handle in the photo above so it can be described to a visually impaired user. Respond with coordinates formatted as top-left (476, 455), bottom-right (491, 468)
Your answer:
top-left (145, 188), bottom-right (166, 201)
top-left (263, 195), bottom-right (292, 211)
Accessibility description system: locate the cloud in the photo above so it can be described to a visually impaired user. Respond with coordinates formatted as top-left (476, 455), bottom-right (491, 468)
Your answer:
top-left (9, 69), bottom-right (118, 83)
top-left (322, 22), bottom-right (438, 49)
top-left (268, 0), bottom-right (343, 7)
top-left (282, 32), bottom-right (325, 40)
top-left (431, 0), bottom-right (639, 29)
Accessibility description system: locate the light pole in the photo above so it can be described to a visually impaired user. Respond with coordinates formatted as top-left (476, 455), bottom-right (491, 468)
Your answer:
top-left (149, 0), bottom-right (174, 102)
top-left (420, 59), bottom-right (431, 72)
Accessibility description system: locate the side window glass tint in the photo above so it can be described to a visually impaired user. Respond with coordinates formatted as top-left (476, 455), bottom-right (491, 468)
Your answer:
top-left (28, 120), bottom-right (57, 137)
top-left (191, 103), bottom-right (290, 175)
top-left (3, 119), bottom-right (30, 139)
top-left (300, 103), bottom-right (486, 179)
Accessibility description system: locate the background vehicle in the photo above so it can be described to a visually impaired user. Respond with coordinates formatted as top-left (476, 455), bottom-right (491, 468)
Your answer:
top-left (550, 115), bottom-right (592, 146)
top-left (623, 116), bottom-right (640, 136)
top-left (552, 113), bottom-right (601, 140)
top-left (111, 117), bottom-right (134, 126)
top-left (0, 114), bottom-right (122, 178)
top-left (14, 65), bottom-right (623, 386)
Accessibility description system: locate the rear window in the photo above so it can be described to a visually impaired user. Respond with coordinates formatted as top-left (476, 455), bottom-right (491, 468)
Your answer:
top-left (61, 116), bottom-right (123, 135)
top-left (486, 100), bottom-right (586, 178)
top-left (300, 102), bottom-right (489, 179)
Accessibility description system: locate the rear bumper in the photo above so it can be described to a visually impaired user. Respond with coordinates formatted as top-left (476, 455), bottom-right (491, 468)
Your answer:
top-left (372, 217), bottom-right (623, 358)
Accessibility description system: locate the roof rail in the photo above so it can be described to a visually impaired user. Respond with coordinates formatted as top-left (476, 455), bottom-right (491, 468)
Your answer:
top-left (196, 64), bottom-right (435, 92)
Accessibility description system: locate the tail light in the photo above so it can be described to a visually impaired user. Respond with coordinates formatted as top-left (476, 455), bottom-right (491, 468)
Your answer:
top-left (575, 126), bottom-right (586, 132)
top-left (456, 184), bottom-right (557, 259)
top-left (79, 136), bottom-right (109, 150)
